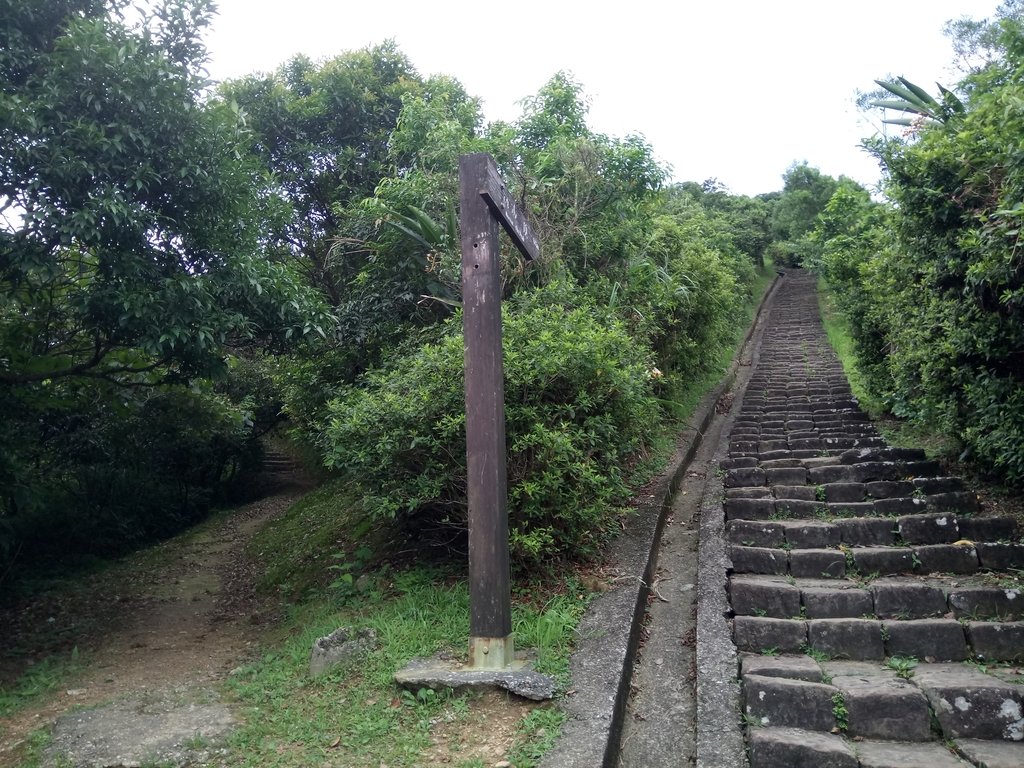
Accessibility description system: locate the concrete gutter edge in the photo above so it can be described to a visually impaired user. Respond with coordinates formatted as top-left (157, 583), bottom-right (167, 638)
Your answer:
top-left (540, 273), bottom-right (783, 768)
top-left (695, 273), bottom-right (782, 768)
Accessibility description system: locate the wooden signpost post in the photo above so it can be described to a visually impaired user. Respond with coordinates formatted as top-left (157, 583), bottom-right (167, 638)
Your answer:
top-left (459, 153), bottom-right (539, 670)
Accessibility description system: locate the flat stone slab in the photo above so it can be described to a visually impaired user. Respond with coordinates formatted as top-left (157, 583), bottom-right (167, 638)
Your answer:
top-left (837, 677), bottom-right (932, 740)
top-left (730, 545), bottom-right (788, 574)
top-left (822, 660), bottom-right (894, 680)
top-left (883, 618), bottom-right (968, 661)
top-left (836, 517), bottom-right (896, 546)
top-left (728, 519), bottom-right (785, 547)
top-left (807, 618), bottom-right (884, 660)
top-left (913, 663), bottom-right (1024, 740)
top-left (733, 616), bottom-right (808, 654)
top-left (954, 738), bottom-right (1024, 768)
top-left (730, 576), bottom-right (801, 618)
top-left (45, 694), bottom-right (235, 768)
top-left (854, 739), bottom-right (971, 767)
top-left (395, 655), bottom-right (554, 700)
top-left (897, 512), bottom-right (960, 544)
top-left (789, 548), bottom-right (846, 579)
top-left (801, 585), bottom-right (872, 619)
top-left (977, 542), bottom-right (1024, 570)
top-left (871, 581), bottom-right (947, 619)
top-left (778, 520), bottom-right (840, 548)
top-left (914, 543), bottom-right (979, 574)
top-left (966, 621), bottom-right (1024, 662)
top-left (747, 726), bottom-right (856, 768)
top-left (740, 653), bottom-right (823, 682)
top-left (851, 547), bottom-right (915, 575)
top-left (949, 586), bottom-right (1024, 620)
top-left (742, 674), bottom-right (837, 730)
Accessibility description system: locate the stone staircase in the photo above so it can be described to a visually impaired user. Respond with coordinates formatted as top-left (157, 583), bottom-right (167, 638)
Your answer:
top-left (256, 443), bottom-right (310, 492)
top-left (721, 271), bottom-right (1024, 768)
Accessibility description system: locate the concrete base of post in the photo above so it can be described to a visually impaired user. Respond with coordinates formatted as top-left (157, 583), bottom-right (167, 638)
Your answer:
top-left (469, 634), bottom-right (514, 669)
top-left (394, 650), bottom-right (555, 701)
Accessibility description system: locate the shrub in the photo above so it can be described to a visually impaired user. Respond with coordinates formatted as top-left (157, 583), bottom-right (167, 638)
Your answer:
top-left (322, 286), bottom-right (659, 565)
top-left (599, 213), bottom-right (746, 394)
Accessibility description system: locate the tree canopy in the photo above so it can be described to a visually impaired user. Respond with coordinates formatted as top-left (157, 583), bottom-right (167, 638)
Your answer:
top-left (1, 0), bottom-right (329, 388)
top-left (0, 0), bottom-right (330, 578)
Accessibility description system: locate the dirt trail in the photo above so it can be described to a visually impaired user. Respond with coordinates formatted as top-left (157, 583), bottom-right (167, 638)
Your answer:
top-left (0, 483), bottom-right (307, 766)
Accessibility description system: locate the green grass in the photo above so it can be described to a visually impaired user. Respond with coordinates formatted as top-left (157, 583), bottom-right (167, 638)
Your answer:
top-left (0, 648), bottom-right (87, 718)
top-left (816, 278), bottom-right (885, 417)
top-left (817, 278), bottom-right (962, 460)
top-left (216, 566), bottom-right (588, 767)
top-left (507, 706), bottom-right (567, 766)
top-left (659, 263), bottom-right (777, 423)
top-left (247, 479), bottom-right (378, 601)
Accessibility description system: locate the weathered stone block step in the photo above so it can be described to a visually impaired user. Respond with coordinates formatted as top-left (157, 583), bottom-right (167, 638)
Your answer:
top-left (733, 613), bottom-right (1024, 662)
top-left (730, 573), bottom-right (1024, 622)
top-left (832, 660), bottom-right (934, 740)
top-left (914, 663), bottom-right (1024, 741)
top-left (728, 540), bottom-right (1015, 577)
top-left (742, 674), bottom-right (839, 731)
top-left (747, 727), bottom-right (974, 768)
top-left (726, 494), bottom-right (990, 523)
top-left (955, 739), bottom-right (1024, 768)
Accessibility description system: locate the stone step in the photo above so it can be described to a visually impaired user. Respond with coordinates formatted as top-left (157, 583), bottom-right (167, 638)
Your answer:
top-left (747, 727), bottom-right (976, 768)
top-left (733, 613), bottom-right (1024, 662)
top-left (954, 739), bottom-right (1024, 768)
top-left (913, 663), bottom-right (1024, 741)
top-left (741, 665), bottom-right (1024, 764)
top-left (727, 496), bottom-right (991, 524)
top-left (714, 273), bottom-right (1024, 768)
top-left (728, 541), bottom-right (1000, 577)
top-left (729, 574), bottom-right (1024, 622)
top-left (726, 512), bottom-right (1016, 547)
top-left (742, 674), bottom-right (839, 731)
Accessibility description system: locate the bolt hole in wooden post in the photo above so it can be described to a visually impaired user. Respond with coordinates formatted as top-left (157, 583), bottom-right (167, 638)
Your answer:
top-left (459, 153), bottom-right (539, 669)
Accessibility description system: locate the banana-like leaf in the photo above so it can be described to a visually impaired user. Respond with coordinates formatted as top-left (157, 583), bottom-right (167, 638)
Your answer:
top-left (871, 98), bottom-right (920, 112)
top-left (386, 220), bottom-right (435, 252)
top-left (874, 79), bottom-right (935, 116)
top-left (882, 117), bottom-right (916, 127)
top-left (936, 84), bottom-right (966, 114)
top-left (875, 79), bottom-right (920, 105)
top-left (898, 76), bottom-right (940, 109)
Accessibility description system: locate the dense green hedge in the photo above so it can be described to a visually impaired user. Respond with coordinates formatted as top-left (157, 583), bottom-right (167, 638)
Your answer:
top-left (322, 286), bottom-right (660, 564)
top-left (818, 13), bottom-right (1024, 484)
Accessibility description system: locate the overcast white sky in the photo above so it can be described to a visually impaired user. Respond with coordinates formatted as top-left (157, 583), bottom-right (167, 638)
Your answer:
top-left (203, 1), bottom-right (1002, 196)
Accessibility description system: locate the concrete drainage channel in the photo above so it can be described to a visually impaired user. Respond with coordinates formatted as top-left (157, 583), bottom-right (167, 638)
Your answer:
top-left (540, 271), bottom-right (782, 768)
top-left (544, 270), bottom-right (1024, 768)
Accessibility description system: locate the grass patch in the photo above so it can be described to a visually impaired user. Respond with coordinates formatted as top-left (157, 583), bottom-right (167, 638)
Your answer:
top-left (247, 480), bottom-right (379, 601)
top-left (0, 648), bottom-right (86, 718)
top-left (507, 706), bottom-right (567, 766)
top-left (817, 278), bottom-right (885, 417)
top-left (218, 566), bottom-right (589, 767)
top-left (817, 278), bottom-right (961, 459)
